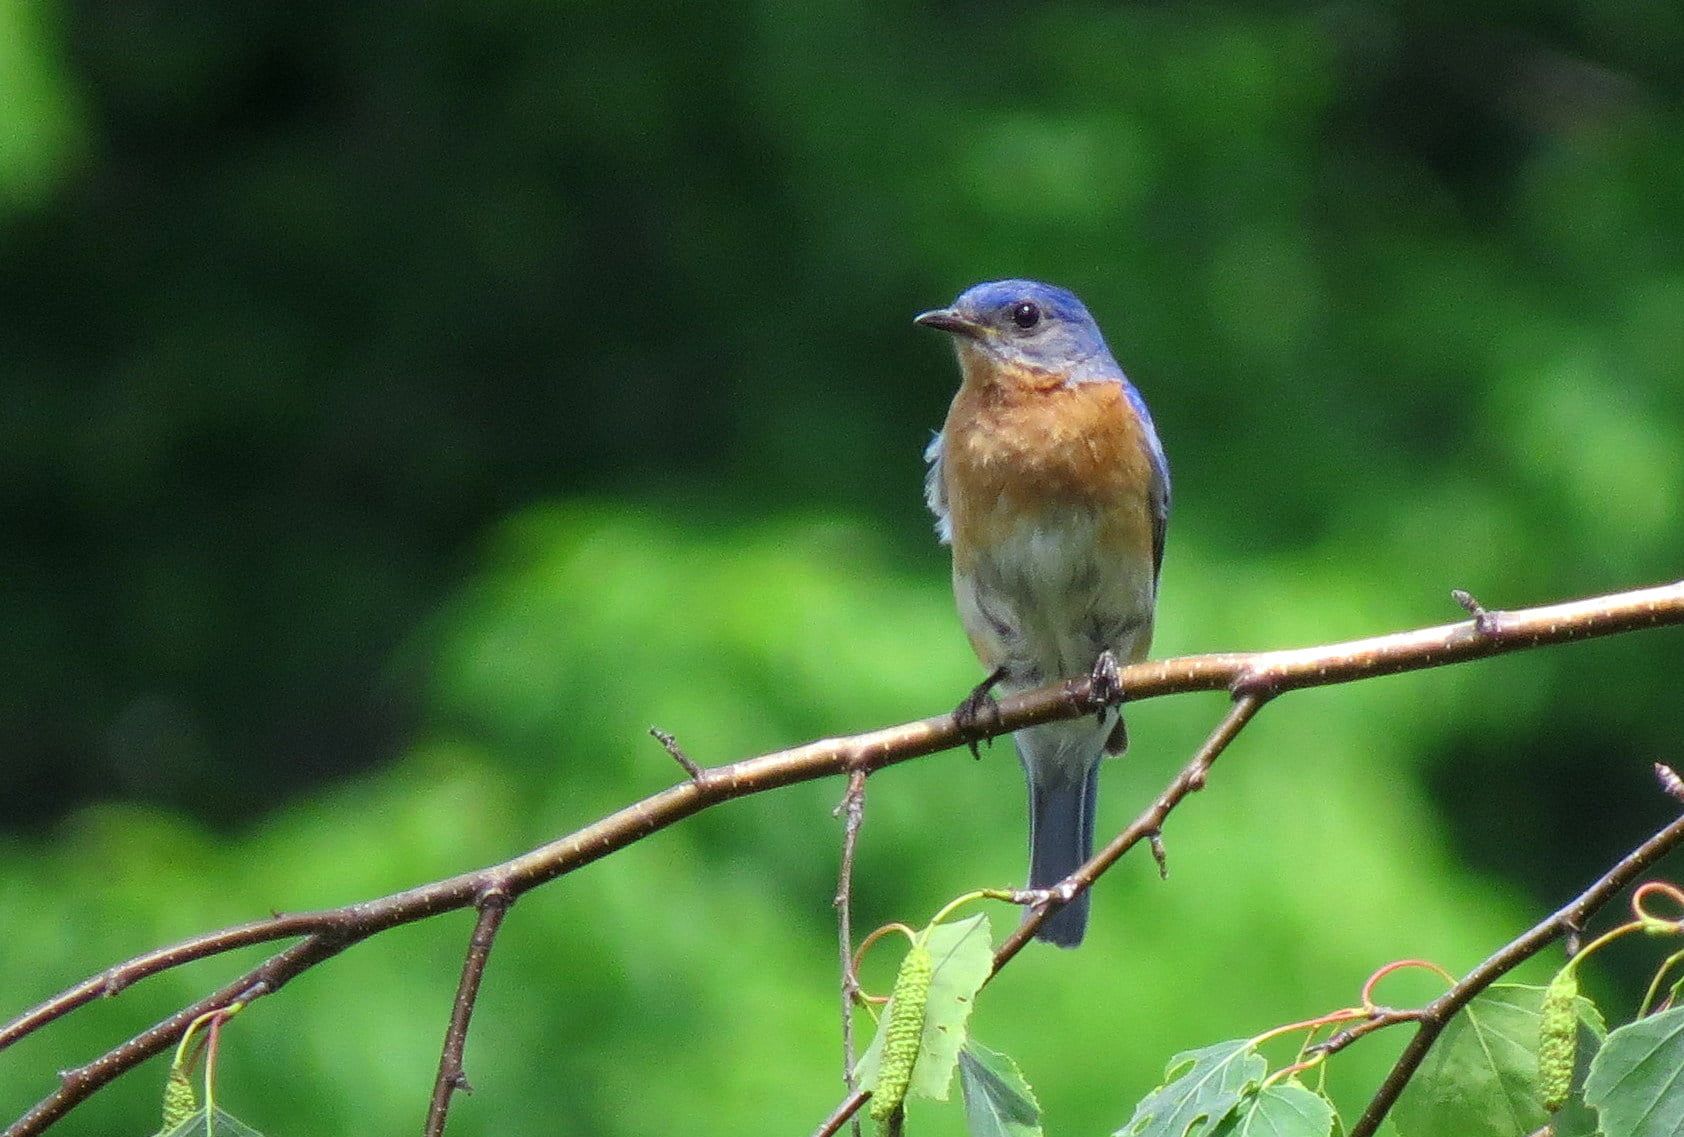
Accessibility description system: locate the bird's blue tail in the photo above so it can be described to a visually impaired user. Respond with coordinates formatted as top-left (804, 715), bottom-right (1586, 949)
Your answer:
top-left (1026, 757), bottom-right (1101, 948)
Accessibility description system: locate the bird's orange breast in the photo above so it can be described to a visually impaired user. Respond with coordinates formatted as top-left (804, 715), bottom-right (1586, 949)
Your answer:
top-left (940, 359), bottom-right (1157, 574)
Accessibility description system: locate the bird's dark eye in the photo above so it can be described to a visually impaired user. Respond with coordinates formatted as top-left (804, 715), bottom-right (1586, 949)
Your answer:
top-left (1010, 301), bottom-right (1041, 330)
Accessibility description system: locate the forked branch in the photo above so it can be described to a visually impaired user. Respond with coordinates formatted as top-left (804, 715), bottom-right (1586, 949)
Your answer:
top-left (3, 580), bottom-right (1682, 1137)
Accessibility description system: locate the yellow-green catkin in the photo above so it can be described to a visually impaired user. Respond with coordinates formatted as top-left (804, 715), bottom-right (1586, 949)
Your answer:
top-left (870, 944), bottom-right (933, 1123)
top-left (161, 1066), bottom-right (197, 1131)
top-left (1539, 967), bottom-right (1579, 1113)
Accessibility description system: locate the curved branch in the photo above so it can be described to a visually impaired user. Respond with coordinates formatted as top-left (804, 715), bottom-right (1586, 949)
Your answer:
top-left (5, 933), bottom-right (361, 1137)
top-left (1346, 787), bottom-right (1684, 1137)
top-left (0, 912), bottom-right (345, 1052)
top-left (5, 580), bottom-right (1683, 1136)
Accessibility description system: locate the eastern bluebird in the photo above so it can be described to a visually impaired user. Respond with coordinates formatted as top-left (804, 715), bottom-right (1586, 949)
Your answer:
top-left (918, 280), bottom-right (1169, 947)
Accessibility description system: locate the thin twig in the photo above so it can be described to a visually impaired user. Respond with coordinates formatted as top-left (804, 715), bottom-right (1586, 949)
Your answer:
top-left (1147, 832), bottom-right (1168, 879)
top-left (5, 580), bottom-right (1684, 1136)
top-left (1451, 588), bottom-right (1496, 634)
top-left (1310, 1008), bottom-right (1427, 1056)
top-left (650, 726), bottom-right (703, 781)
top-left (1657, 763), bottom-right (1684, 804)
top-left (992, 692), bottom-right (1268, 969)
top-left (425, 887), bottom-right (514, 1137)
top-left (832, 768), bottom-right (868, 1137)
top-left (811, 1089), bottom-right (871, 1137)
top-left (1346, 793), bottom-right (1684, 1137)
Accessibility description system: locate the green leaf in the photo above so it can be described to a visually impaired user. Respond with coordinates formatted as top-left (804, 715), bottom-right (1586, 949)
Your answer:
top-left (157, 1106), bottom-right (266, 1137)
top-left (855, 913), bottom-right (994, 1107)
top-left (1115, 1040), bottom-right (1267, 1137)
top-left (1583, 1003), bottom-right (1684, 1137)
top-left (958, 1039), bottom-right (1042, 1137)
top-left (1391, 984), bottom-right (1551, 1137)
top-left (1207, 1082), bottom-right (1335, 1137)
top-left (911, 913), bottom-right (994, 1102)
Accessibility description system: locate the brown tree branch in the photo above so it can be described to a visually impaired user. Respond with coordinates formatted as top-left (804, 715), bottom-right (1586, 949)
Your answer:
top-left (3, 580), bottom-right (1683, 1136)
top-left (1345, 782), bottom-right (1684, 1137)
top-left (5, 932), bottom-right (363, 1137)
top-left (424, 888), bottom-right (513, 1137)
top-left (0, 911), bottom-right (347, 1052)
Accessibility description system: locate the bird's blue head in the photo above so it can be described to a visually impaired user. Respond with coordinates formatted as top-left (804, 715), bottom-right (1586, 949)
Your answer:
top-left (915, 279), bottom-right (1121, 382)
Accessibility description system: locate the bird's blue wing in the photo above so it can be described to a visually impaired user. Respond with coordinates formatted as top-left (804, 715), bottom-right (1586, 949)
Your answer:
top-left (1149, 443), bottom-right (1169, 585)
top-left (1122, 381), bottom-right (1170, 585)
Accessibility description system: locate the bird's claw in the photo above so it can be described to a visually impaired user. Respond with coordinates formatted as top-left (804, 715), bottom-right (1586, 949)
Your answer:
top-left (1089, 650), bottom-right (1123, 722)
top-left (953, 667), bottom-right (1006, 759)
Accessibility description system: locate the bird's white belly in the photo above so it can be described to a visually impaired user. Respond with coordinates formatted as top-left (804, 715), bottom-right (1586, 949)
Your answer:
top-left (955, 508), bottom-right (1154, 690)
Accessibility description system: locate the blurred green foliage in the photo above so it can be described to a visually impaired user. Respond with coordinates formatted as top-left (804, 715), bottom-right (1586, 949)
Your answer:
top-left (0, 508), bottom-right (1563, 1135)
top-left (4, 0), bottom-right (1684, 1133)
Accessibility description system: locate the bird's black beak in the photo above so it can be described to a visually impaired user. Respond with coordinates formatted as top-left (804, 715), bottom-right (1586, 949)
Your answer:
top-left (914, 308), bottom-right (985, 339)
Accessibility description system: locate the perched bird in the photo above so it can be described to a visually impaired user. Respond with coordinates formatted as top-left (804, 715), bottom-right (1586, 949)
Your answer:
top-left (918, 280), bottom-right (1169, 947)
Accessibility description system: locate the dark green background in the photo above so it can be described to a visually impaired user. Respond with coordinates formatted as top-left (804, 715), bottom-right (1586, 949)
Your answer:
top-left (3, 2), bottom-right (1682, 1134)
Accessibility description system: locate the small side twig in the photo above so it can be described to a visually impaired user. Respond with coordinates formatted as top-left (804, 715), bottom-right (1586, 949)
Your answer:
top-left (811, 1089), bottom-right (872, 1137)
top-left (1451, 588), bottom-right (1498, 635)
top-left (1147, 831), bottom-right (1169, 879)
top-left (650, 726), bottom-right (703, 781)
top-left (424, 886), bottom-right (514, 1137)
top-left (1310, 1008), bottom-right (1425, 1056)
top-left (832, 767), bottom-right (869, 1137)
top-left (1656, 763), bottom-right (1684, 804)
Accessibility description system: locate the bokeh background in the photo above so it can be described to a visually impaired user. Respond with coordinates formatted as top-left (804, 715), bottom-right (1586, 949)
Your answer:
top-left (4, 1), bottom-right (1684, 1134)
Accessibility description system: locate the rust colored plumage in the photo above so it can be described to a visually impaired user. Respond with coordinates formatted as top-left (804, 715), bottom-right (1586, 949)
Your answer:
top-left (919, 279), bottom-right (1169, 948)
top-left (942, 355), bottom-right (1159, 586)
